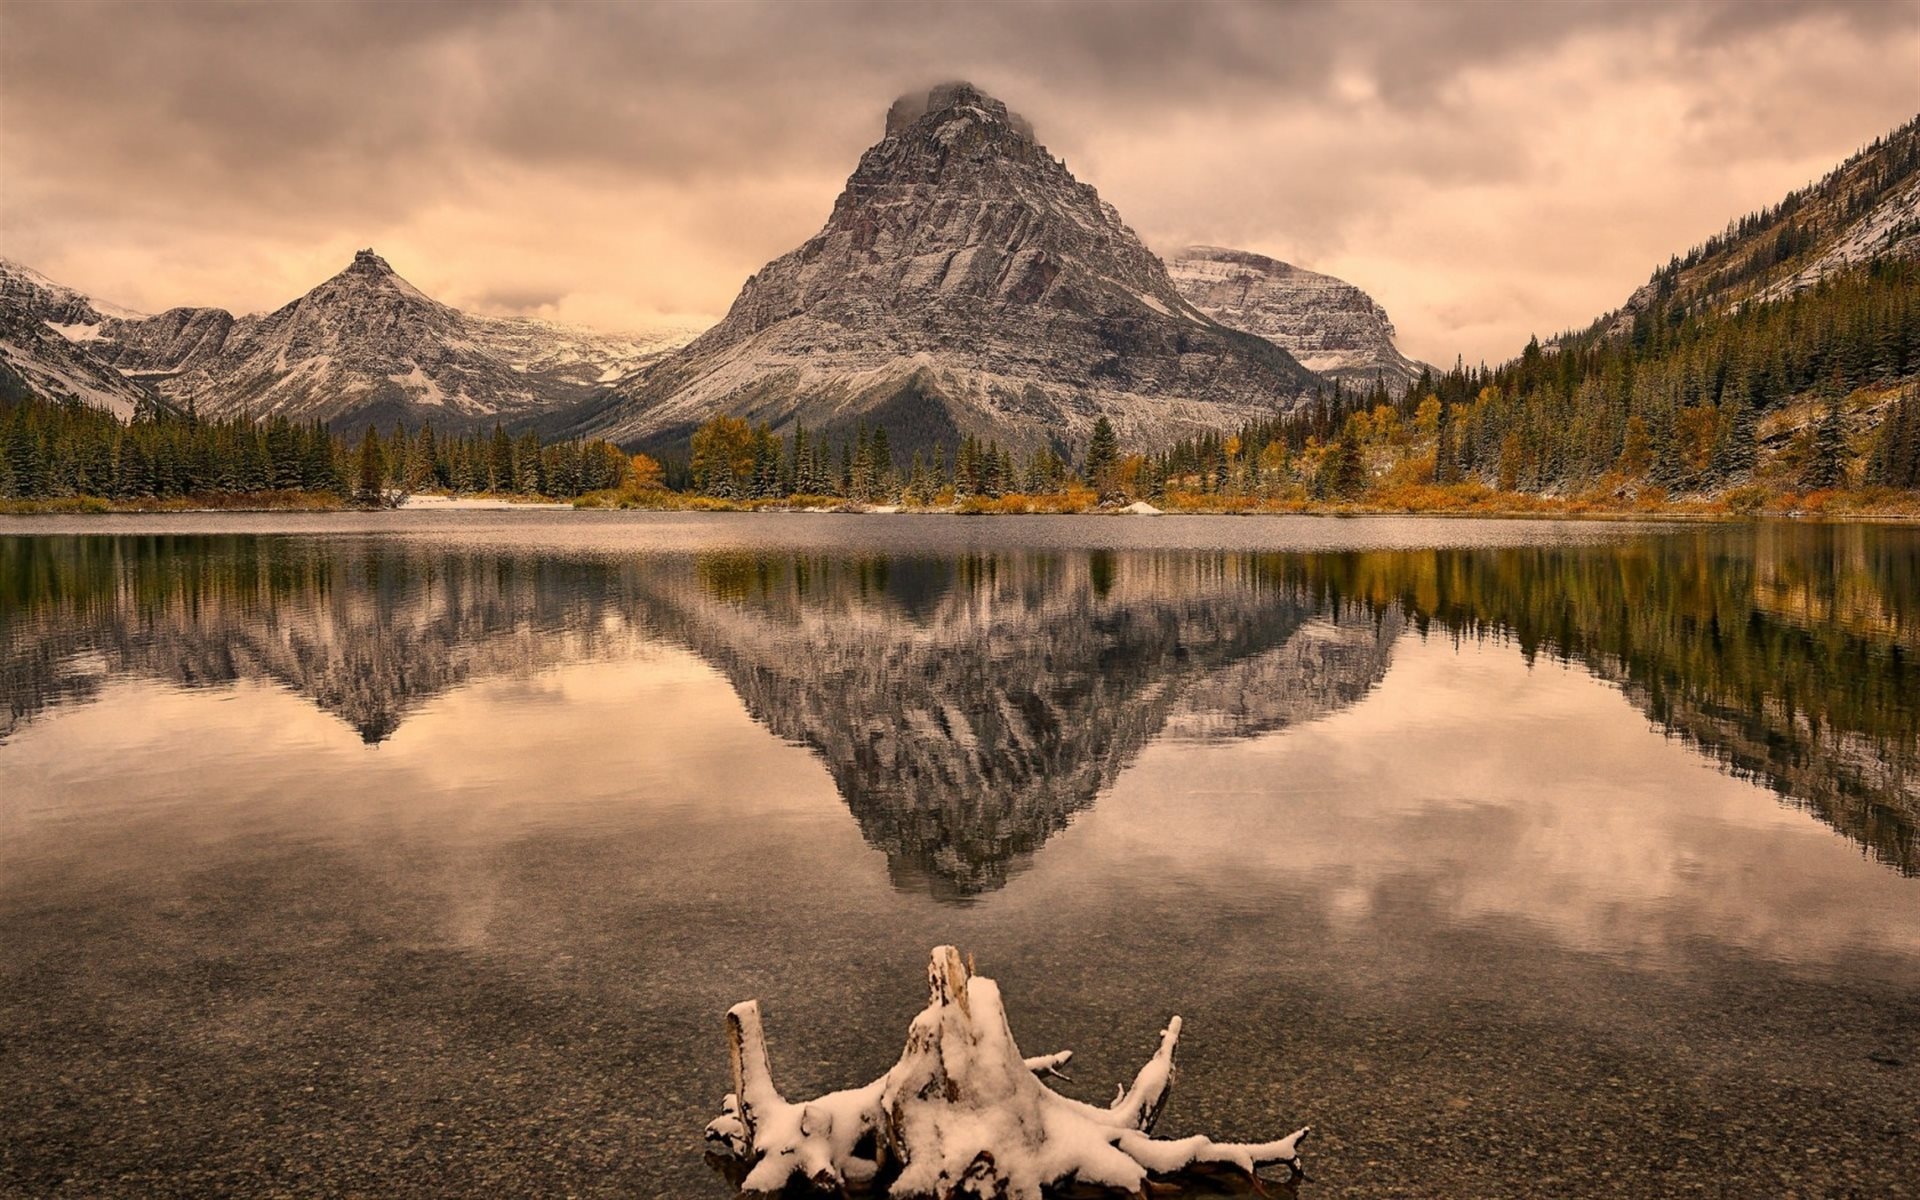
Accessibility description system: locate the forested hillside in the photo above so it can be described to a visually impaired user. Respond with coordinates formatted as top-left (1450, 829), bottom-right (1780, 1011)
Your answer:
top-left (1614, 114), bottom-right (1919, 320)
top-left (1151, 117), bottom-right (1920, 509)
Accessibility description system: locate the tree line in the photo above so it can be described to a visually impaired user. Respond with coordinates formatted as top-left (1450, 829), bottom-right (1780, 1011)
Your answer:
top-left (683, 412), bottom-right (1128, 502)
top-left (0, 395), bottom-right (633, 504)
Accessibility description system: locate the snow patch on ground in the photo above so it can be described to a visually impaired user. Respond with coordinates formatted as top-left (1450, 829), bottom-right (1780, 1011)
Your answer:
top-left (388, 363), bottom-right (447, 406)
top-left (0, 336), bottom-right (141, 419)
top-left (46, 321), bottom-right (104, 343)
top-left (1759, 175), bottom-right (1920, 302)
top-left (398, 494), bottom-right (571, 511)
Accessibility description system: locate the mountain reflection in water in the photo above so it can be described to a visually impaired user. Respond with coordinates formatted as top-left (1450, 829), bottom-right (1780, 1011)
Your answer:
top-left (2, 523), bottom-right (1915, 894)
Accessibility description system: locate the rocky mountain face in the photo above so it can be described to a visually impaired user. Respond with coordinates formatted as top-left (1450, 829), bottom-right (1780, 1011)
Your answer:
top-left (0, 259), bottom-right (153, 418)
top-left (567, 82), bottom-right (1322, 457)
top-left (1167, 246), bottom-right (1426, 392)
top-left (0, 258), bottom-right (144, 327)
top-left (0, 252), bottom-right (695, 430)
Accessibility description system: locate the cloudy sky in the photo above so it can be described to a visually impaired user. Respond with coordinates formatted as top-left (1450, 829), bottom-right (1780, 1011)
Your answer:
top-left (2, 0), bottom-right (1916, 365)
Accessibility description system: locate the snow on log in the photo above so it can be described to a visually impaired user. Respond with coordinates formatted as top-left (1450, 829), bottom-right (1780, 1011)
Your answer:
top-left (704, 945), bottom-right (1310, 1198)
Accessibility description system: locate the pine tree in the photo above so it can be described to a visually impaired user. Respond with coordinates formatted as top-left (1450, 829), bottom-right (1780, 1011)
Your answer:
top-left (116, 434), bottom-right (153, 499)
top-left (954, 436), bottom-right (977, 499)
top-left (870, 426), bottom-right (893, 497)
top-left (1867, 394), bottom-right (1919, 487)
top-left (265, 417), bottom-right (301, 489)
top-left (1317, 435), bottom-right (1367, 499)
top-left (1709, 397), bottom-right (1757, 483)
top-left (849, 424), bottom-right (874, 500)
top-left (1800, 401), bottom-right (1850, 490)
top-left (353, 426), bottom-right (385, 506)
top-left (514, 430), bottom-right (543, 494)
top-left (1084, 416), bottom-right (1120, 500)
top-left (907, 449), bottom-right (927, 504)
top-left (489, 424), bottom-right (515, 492)
top-left (784, 424), bottom-right (805, 496)
top-left (306, 423), bottom-right (342, 493)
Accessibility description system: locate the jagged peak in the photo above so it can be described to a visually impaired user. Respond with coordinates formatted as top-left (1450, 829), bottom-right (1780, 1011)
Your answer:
top-left (884, 81), bottom-right (1034, 142)
top-left (346, 247), bottom-right (394, 276)
top-left (315, 246), bottom-right (435, 306)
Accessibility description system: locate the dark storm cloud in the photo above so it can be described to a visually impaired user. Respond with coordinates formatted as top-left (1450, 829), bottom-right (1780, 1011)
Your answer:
top-left (3, 0), bottom-right (1916, 360)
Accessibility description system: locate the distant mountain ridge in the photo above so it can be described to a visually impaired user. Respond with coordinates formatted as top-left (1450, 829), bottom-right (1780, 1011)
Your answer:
top-left (0, 252), bottom-right (697, 430)
top-left (1167, 245), bottom-right (1426, 391)
top-left (563, 81), bottom-right (1325, 458)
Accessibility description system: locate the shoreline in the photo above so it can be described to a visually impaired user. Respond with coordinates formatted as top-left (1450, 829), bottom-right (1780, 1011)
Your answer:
top-left (5, 485), bottom-right (1920, 524)
top-left (4, 501), bottom-right (1920, 526)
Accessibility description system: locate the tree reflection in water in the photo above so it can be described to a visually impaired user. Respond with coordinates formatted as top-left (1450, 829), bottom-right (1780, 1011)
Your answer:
top-left (2, 523), bottom-right (1913, 892)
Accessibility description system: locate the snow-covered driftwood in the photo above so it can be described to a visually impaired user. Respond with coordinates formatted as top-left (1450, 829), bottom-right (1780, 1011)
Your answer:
top-left (704, 945), bottom-right (1309, 1197)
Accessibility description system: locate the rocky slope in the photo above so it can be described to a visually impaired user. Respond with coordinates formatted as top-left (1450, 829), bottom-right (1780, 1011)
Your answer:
top-left (567, 82), bottom-right (1322, 458)
top-left (0, 259), bottom-right (154, 418)
top-left (1167, 246), bottom-right (1426, 391)
top-left (2, 252), bottom-right (695, 429)
top-left (0, 258), bottom-right (145, 328)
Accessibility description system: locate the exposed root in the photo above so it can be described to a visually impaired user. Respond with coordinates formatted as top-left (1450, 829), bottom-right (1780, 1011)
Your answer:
top-left (704, 946), bottom-right (1310, 1198)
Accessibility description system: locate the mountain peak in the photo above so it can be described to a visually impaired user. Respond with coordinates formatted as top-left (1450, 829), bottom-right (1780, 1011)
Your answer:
top-left (884, 81), bottom-right (1034, 141)
top-left (347, 247), bottom-right (394, 276)
top-left (581, 84), bottom-right (1319, 456)
top-left (319, 246), bottom-right (434, 306)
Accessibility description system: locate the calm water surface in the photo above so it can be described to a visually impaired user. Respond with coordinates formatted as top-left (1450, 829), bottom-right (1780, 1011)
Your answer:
top-left (2, 513), bottom-right (1916, 1198)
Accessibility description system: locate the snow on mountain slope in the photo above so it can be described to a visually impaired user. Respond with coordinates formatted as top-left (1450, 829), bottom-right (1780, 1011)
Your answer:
top-left (0, 259), bottom-right (153, 417)
top-left (567, 82), bottom-right (1322, 456)
top-left (0, 312), bottom-right (150, 419)
top-left (1600, 113), bottom-right (1920, 335)
top-left (1756, 173), bottom-right (1920, 302)
top-left (469, 315), bottom-right (697, 386)
top-left (1167, 246), bottom-right (1427, 391)
top-left (0, 258), bottom-right (147, 327)
top-left (2, 252), bottom-right (697, 427)
top-left (84, 250), bottom-right (696, 428)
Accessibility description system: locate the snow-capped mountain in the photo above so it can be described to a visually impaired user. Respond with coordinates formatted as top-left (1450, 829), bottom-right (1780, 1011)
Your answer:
top-left (83, 250), bottom-right (696, 428)
top-left (0, 258), bottom-right (146, 328)
top-left (1166, 246), bottom-right (1427, 392)
top-left (566, 82), bottom-right (1322, 456)
top-left (1, 252), bottom-right (696, 428)
top-left (0, 259), bottom-right (153, 418)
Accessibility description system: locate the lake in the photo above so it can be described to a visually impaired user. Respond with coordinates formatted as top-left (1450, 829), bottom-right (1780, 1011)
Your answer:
top-left (2, 512), bottom-right (1916, 1198)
